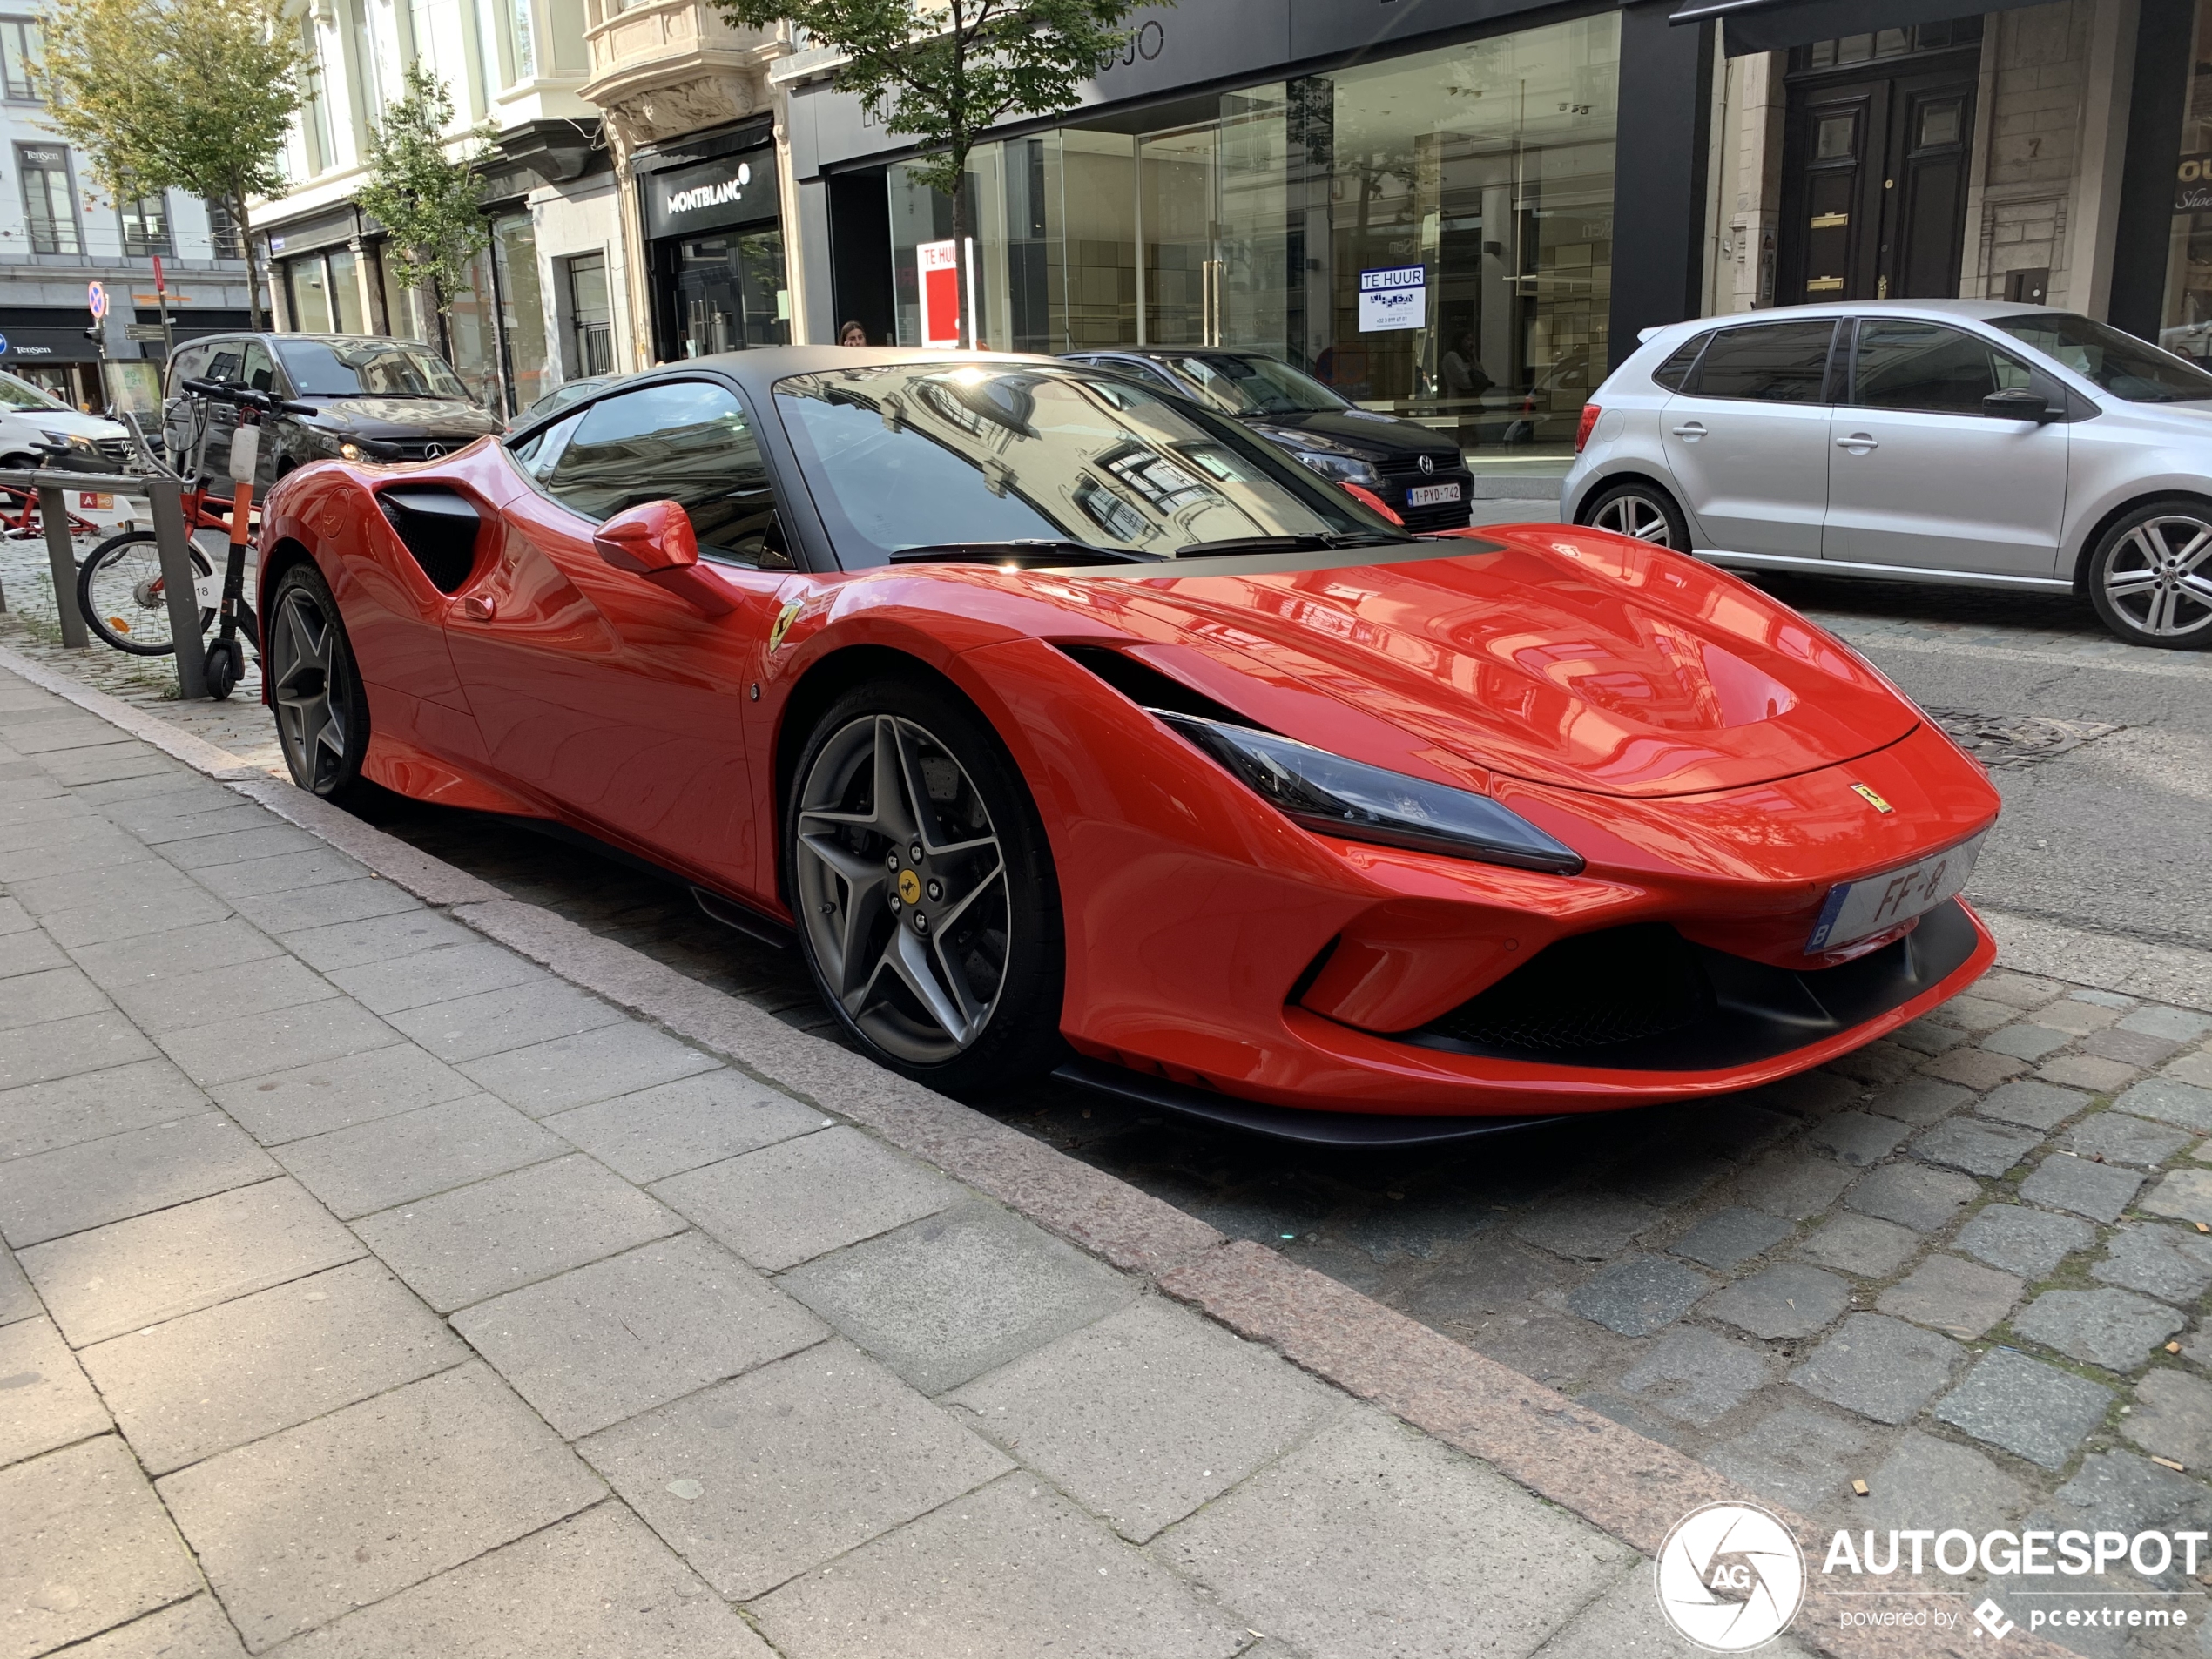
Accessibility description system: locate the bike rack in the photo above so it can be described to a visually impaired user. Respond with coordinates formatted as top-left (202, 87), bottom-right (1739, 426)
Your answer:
top-left (0, 468), bottom-right (207, 699)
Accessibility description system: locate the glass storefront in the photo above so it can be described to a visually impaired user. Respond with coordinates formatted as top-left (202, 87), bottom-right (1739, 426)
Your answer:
top-left (664, 228), bottom-right (791, 356)
top-left (639, 140), bottom-right (790, 362)
top-left (440, 212), bottom-right (550, 419)
top-left (2164, 0), bottom-right (2212, 361)
top-left (884, 11), bottom-right (1619, 450)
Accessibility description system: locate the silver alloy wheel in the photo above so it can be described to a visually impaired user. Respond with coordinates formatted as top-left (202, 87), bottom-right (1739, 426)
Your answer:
top-left (1590, 492), bottom-right (1675, 546)
top-left (2105, 516), bottom-right (2212, 639)
top-left (268, 586), bottom-right (351, 792)
top-left (794, 712), bottom-right (1010, 1065)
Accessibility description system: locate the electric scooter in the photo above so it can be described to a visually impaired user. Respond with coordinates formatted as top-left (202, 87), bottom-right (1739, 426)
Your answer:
top-left (178, 378), bottom-right (319, 699)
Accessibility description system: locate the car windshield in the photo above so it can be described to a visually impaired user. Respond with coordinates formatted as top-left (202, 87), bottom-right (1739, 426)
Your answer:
top-left (0, 368), bottom-right (64, 411)
top-left (1991, 313), bottom-right (2212, 403)
top-left (1158, 354), bottom-right (1348, 415)
top-left (271, 338), bottom-right (474, 401)
top-left (774, 361), bottom-right (1404, 567)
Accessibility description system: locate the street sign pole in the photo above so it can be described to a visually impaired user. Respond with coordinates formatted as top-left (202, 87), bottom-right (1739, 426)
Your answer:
top-left (84, 280), bottom-right (110, 415)
top-left (152, 255), bottom-right (175, 364)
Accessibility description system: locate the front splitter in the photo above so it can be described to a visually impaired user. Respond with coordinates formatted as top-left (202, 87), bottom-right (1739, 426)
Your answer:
top-left (1050, 1056), bottom-right (1568, 1148)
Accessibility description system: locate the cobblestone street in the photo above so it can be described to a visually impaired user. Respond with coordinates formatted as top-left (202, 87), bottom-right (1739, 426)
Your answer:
top-left (6, 542), bottom-right (2212, 1655)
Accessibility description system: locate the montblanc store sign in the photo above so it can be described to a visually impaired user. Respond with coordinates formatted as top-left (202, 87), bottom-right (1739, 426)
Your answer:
top-left (644, 147), bottom-right (779, 239)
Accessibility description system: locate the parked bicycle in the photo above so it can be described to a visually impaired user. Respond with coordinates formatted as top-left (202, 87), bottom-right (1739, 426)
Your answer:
top-left (73, 379), bottom-right (317, 695)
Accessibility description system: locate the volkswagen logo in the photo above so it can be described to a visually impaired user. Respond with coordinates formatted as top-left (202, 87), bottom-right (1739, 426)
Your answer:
top-left (1418, 454), bottom-right (1435, 475)
top-left (421, 442), bottom-right (446, 460)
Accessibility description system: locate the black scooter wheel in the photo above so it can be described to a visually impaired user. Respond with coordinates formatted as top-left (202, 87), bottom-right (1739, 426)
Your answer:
top-left (203, 640), bottom-right (239, 700)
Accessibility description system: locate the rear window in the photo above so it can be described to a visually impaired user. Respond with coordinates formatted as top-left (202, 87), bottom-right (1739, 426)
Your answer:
top-left (1652, 336), bottom-right (1705, 390)
top-left (1685, 320), bottom-right (1838, 403)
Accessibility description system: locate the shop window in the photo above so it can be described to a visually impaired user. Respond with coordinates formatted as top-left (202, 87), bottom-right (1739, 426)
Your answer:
top-left (0, 17), bottom-right (40, 99)
top-left (17, 144), bottom-right (78, 254)
top-left (882, 10), bottom-right (1619, 454)
top-left (288, 257), bottom-right (334, 333)
top-left (2162, 0), bottom-right (2212, 362)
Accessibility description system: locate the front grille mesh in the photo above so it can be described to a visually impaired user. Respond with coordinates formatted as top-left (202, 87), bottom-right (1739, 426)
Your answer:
top-left (1419, 924), bottom-right (1714, 1054)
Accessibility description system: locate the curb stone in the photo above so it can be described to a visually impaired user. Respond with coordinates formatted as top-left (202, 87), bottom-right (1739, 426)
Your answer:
top-left (0, 641), bottom-right (2077, 1659)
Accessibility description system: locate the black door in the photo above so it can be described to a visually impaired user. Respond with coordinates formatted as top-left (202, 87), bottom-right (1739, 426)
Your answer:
top-left (1779, 28), bottom-right (1980, 305)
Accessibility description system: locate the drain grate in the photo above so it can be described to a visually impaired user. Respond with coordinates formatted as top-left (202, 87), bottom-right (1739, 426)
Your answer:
top-left (1927, 707), bottom-right (2121, 769)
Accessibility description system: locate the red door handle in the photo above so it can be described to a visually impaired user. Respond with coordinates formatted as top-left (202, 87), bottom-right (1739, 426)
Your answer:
top-left (462, 595), bottom-right (496, 621)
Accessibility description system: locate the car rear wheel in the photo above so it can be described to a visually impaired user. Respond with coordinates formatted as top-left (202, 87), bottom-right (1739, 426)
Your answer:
top-left (266, 562), bottom-right (372, 799)
top-left (786, 678), bottom-right (1064, 1094)
top-left (1578, 480), bottom-right (1690, 550)
top-left (2087, 498), bottom-right (2212, 649)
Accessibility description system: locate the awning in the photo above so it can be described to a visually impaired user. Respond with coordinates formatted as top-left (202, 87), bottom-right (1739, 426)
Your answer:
top-left (1672, 0), bottom-right (2050, 55)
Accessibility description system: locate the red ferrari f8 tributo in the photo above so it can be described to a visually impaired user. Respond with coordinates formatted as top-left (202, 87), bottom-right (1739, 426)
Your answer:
top-left (256, 348), bottom-right (2000, 1142)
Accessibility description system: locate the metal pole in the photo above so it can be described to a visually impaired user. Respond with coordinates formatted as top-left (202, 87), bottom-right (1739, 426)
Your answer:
top-left (36, 482), bottom-right (88, 649)
top-left (146, 477), bottom-right (208, 698)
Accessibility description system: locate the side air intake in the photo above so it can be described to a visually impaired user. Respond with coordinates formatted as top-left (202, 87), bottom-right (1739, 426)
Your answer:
top-left (378, 487), bottom-right (482, 594)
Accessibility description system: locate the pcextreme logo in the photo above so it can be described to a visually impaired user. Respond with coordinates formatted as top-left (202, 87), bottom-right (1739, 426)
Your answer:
top-left (1655, 1502), bottom-right (1807, 1652)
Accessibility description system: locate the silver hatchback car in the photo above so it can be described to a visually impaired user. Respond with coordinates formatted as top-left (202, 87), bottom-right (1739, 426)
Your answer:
top-left (1561, 300), bottom-right (2212, 648)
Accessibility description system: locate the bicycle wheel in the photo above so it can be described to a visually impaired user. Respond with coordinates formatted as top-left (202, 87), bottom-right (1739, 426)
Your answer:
top-left (75, 531), bottom-right (214, 656)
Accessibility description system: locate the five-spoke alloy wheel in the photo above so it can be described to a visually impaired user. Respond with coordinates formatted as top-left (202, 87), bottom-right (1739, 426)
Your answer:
top-left (266, 562), bottom-right (371, 798)
top-left (787, 678), bottom-right (1063, 1091)
top-left (1579, 480), bottom-right (1691, 551)
top-left (2087, 499), bottom-right (2212, 649)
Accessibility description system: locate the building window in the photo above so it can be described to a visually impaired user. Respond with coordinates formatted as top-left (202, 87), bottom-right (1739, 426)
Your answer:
top-left (1796, 17), bottom-right (1982, 72)
top-left (119, 188), bottom-right (172, 257)
top-left (283, 247), bottom-right (366, 334)
top-left (0, 17), bottom-right (40, 100)
top-left (2166, 0), bottom-right (2212, 361)
top-left (567, 252), bottom-right (613, 375)
top-left (17, 143), bottom-right (78, 254)
top-left (206, 199), bottom-right (246, 260)
top-left (883, 9), bottom-right (1620, 450)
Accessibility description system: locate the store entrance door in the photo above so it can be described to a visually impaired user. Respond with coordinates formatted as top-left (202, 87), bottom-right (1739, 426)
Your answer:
top-left (657, 226), bottom-right (790, 360)
top-left (1779, 30), bottom-right (1981, 305)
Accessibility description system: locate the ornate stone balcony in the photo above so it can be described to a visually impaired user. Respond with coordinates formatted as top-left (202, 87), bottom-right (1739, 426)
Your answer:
top-left (579, 0), bottom-right (790, 153)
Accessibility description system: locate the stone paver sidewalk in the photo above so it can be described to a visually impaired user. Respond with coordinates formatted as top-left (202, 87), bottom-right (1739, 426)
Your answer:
top-left (0, 663), bottom-right (1739, 1659)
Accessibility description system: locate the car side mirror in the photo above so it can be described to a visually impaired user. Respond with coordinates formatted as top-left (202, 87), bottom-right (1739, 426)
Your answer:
top-left (1984, 387), bottom-right (2060, 422)
top-left (592, 500), bottom-right (735, 616)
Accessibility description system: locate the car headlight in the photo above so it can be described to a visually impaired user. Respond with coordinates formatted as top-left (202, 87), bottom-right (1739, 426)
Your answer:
top-left (42, 429), bottom-right (97, 454)
top-left (1153, 710), bottom-right (1583, 874)
top-left (339, 441), bottom-right (363, 462)
top-left (1253, 426), bottom-right (1384, 489)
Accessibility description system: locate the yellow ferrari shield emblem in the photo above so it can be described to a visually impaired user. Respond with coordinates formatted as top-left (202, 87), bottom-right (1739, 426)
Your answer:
top-left (767, 601), bottom-right (801, 651)
top-left (898, 869), bottom-right (921, 905)
top-left (1850, 783), bottom-right (1894, 814)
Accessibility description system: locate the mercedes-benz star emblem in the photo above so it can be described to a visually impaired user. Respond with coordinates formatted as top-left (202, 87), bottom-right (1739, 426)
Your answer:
top-left (1419, 454), bottom-right (1435, 475)
top-left (421, 443), bottom-right (445, 460)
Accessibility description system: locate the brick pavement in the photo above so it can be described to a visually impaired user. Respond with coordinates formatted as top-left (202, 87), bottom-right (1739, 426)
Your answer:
top-left (0, 660), bottom-right (1776, 1659)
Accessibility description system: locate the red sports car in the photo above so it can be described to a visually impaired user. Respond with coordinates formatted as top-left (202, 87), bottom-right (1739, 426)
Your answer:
top-left (257, 348), bottom-right (2000, 1142)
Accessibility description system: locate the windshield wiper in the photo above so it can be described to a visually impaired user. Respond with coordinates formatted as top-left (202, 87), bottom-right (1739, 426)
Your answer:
top-left (1172, 531), bottom-right (1413, 556)
top-left (887, 539), bottom-right (1166, 568)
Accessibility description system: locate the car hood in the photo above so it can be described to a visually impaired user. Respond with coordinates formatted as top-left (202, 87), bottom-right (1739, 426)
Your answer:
top-left (303, 397), bottom-right (501, 438)
top-left (1244, 407), bottom-right (1460, 459)
top-left (1045, 526), bottom-right (1920, 799)
top-left (26, 408), bottom-right (129, 440)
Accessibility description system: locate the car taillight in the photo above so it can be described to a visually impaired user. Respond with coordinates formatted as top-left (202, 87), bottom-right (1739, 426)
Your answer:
top-left (1574, 402), bottom-right (1602, 454)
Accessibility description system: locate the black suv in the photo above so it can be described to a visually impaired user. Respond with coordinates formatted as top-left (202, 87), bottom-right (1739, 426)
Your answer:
top-left (1060, 348), bottom-right (1474, 532)
top-left (162, 334), bottom-right (502, 488)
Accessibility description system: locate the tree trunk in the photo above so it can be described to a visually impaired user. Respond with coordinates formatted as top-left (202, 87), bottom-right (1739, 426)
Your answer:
top-left (950, 157), bottom-right (973, 351)
top-left (239, 192), bottom-right (267, 332)
top-left (429, 274), bottom-right (453, 362)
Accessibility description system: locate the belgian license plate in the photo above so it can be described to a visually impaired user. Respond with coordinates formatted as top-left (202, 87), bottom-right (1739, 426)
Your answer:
top-left (1407, 482), bottom-right (1461, 507)
top-left (1806, 833), bottom-right (1985, 953)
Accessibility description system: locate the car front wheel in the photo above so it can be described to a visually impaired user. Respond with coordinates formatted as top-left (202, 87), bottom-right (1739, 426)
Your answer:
top-left (786, 677), bottom-right (1065, 1094)
top-left (1578, 479), bottom-right (1691, 550)
top-left (2087, 499), bottom-right (2212, 649)
top-left (266, 561), bottom-right (372, 799)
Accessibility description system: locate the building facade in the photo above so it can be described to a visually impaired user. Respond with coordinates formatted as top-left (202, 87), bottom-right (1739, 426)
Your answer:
top-left (0, 4), bottom-right (253, 420)
top-left (236, 0), bottom-right (2212, 442)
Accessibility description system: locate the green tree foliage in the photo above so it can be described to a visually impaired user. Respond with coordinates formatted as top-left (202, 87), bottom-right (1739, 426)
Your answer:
top-left (41, 0), bottom-right (308, 328)
top-left (355, 64), bottom-right (494, 350)
top-left (719, 0), bottom-right (1151, 346)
